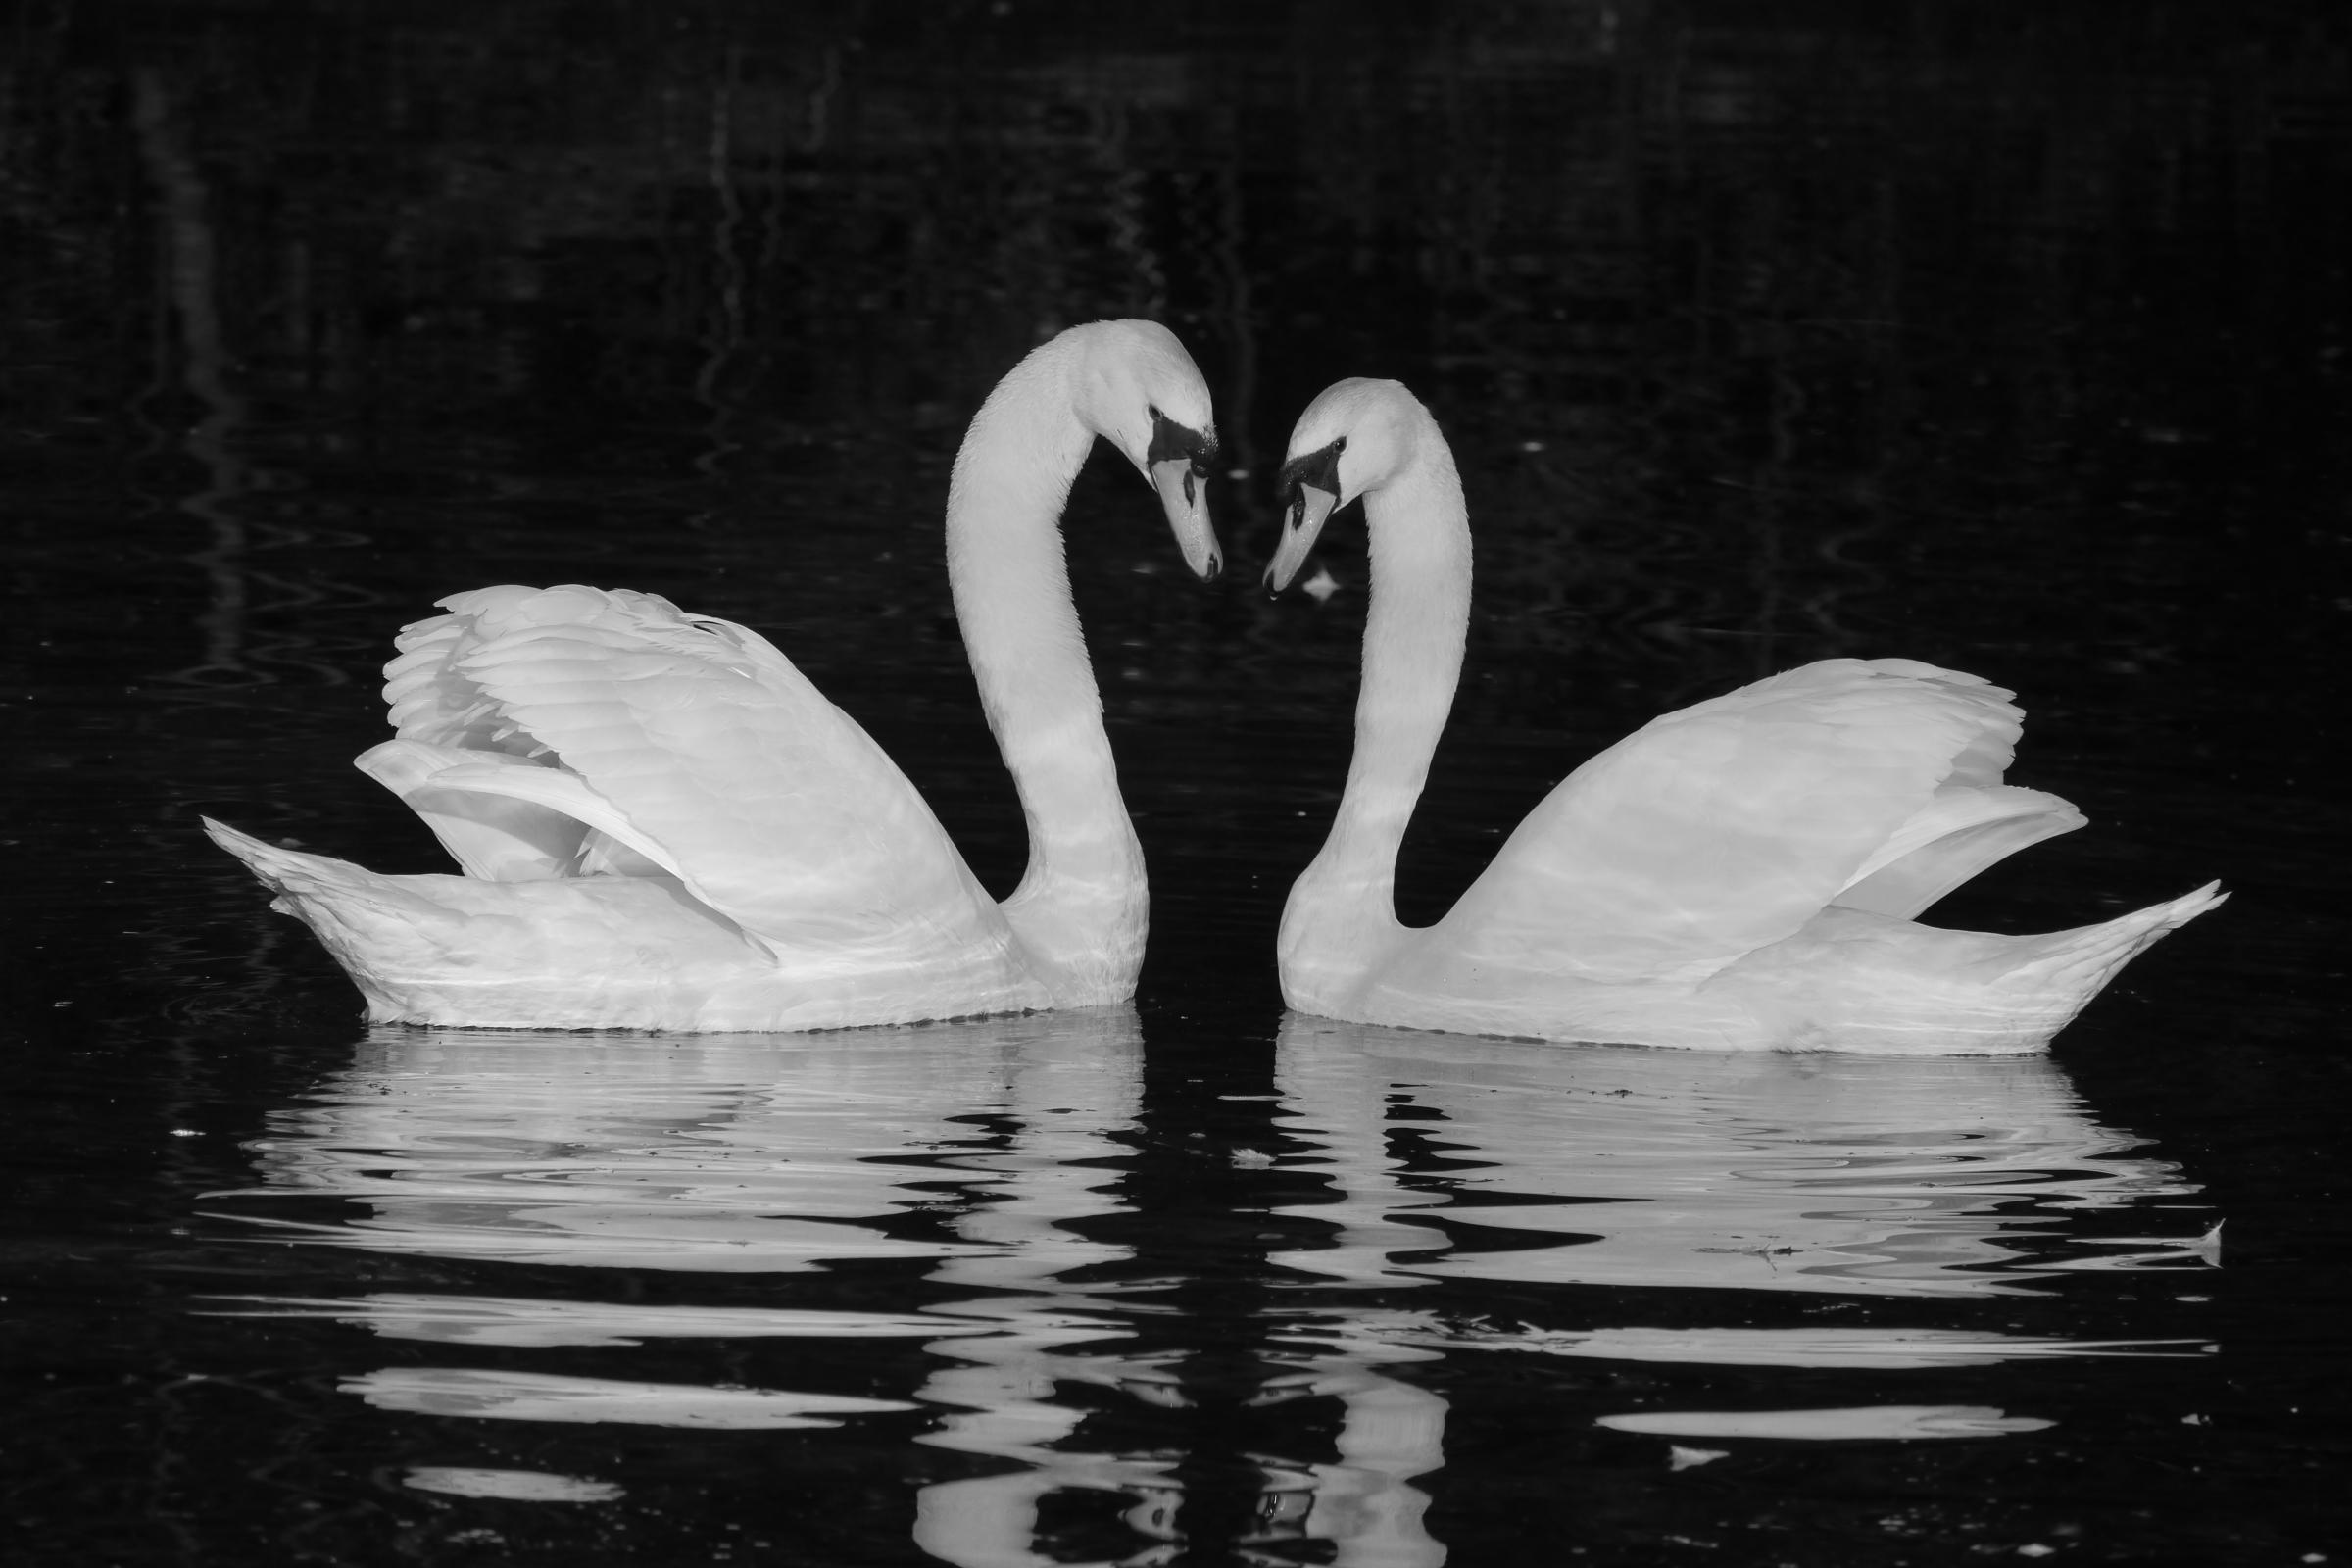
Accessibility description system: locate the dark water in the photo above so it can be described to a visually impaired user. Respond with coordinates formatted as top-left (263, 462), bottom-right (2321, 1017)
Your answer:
top-left (4, 2), bottom-right (2348, 1562)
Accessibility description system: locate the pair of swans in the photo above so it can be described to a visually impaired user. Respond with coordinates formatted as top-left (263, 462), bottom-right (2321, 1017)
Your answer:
top-left (208, 325), bottom-right (2221, 1052)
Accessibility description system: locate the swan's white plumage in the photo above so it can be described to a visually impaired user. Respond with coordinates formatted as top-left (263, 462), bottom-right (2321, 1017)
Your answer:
top-left (207, 320), bottom-right (1219, 1032)
top-left (1270, 378), bottom-right (2222, 1054)
top-left (1445, 660), bottom-right (2079, 982)
top-left (403, 585), bottom-right (993, 953)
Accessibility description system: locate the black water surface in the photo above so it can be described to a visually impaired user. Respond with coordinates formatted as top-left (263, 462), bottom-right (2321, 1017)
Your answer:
top-left (3, 3), bottom-right (2347, 1563)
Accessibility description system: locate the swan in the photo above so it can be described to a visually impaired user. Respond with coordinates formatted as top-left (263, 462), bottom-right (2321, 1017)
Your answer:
top-left (205, 319), bottom-right (1220, 1032)
top-left (1262, 378), bottom-right (2224, 1054)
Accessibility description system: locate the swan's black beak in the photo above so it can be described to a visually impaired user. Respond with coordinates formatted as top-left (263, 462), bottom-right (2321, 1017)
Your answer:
top-left (1265, 435), bottom-right (1346, 594)
top-left (1147, 410), bottom-right (1221, 582)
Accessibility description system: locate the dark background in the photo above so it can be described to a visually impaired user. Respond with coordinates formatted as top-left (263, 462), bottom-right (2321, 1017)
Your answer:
top-left (3, 1), bottom-right (2347, 1562)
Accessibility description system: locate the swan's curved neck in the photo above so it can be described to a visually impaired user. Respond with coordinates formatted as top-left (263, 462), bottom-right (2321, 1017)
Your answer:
top-left (1283, 430), bottom-right (1472, 990)
top-left (946, 339), bottom-right (1144, 1000)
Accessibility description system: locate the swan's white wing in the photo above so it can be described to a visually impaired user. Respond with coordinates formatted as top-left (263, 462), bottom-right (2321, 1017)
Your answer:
top-left (355, 740), bottom-right (587, 881)
top-left (1437, 659), bottom-right (2041, 980)
top-left (367, 588), bottom-right (608, 880)
top-left (380, 585), bottom-right (1003, 957)
top-left (1830, 783), bottom-right (2083, 919)
top-left (383, 585), bottom-right (562, 757)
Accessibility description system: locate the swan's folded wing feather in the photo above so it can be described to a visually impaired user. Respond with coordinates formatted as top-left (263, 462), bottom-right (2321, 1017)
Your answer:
top-left (409, 586), bottom-right (1003, 956)
top-left (355, 740), bottom-right (588, 881)
top-left (1437, 660), bottom-right (2029, 980)
top-left (381, 586), bottom-right (570, 757)
top-left (1831, 783), bottom-right (2083, 919)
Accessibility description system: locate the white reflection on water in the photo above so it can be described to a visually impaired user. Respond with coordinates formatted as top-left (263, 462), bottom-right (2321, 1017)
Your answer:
top-left (403, 1464), bottom-right (625, 1502)
top-left (1240, 1014), bottom-right (2218, 1536)
top-left (1594, 1404), bottom-right (2055, 1441)
top-left (1270, 1013), bottom-right (2217, 1298)
top-left (1248, 1338), bottom-right (1449, 1568)
top-left (211, 1293), bottom-right (1004, 1348)
top-left (347, 1366), bottom-right (914, 1429)
top-left (211, 1011), bottom-right (1144, 1274)
top-left (203, 1011), bottom-right (1182, 1560)
top-left (196, 1009), bottom-right (2221, 1564)
top-left (200, 1009), bottom-right (1421, 1566)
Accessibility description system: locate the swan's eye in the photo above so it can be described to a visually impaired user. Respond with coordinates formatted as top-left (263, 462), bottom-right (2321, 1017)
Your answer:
top-left (1147, 406), bottom-right (1217, 477)
top-left (1277, 435), bottom-right (1347, 519)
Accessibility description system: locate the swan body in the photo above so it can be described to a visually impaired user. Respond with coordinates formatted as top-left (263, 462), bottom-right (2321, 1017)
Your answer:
top-left (1265, 378), bottom-right (2223, 1054)
top-left (208, 320), bottom-right (1220, 1032)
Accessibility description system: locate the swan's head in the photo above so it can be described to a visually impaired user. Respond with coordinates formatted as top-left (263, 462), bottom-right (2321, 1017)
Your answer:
top-left (1266, 377), bottom-right (1428, 593)
top-left (1071, 320), bottom-right (1223, 582)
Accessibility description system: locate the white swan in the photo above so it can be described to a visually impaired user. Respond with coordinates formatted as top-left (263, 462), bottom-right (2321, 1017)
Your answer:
top-left (206, 320), bottom-right (1220, 1032)
top-left (1263, 378), bottom-right (2223, 1054)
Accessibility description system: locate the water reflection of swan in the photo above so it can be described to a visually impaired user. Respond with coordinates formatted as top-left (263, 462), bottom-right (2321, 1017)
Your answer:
top-left (214, 1011), bottom-right (1147, 1277)
top-left (1263, 378), bottom-right (2222, 1053)
top-left (1270, 1013), bottom-right (2214, 1301)
top-left (206, 319), bottom-right (1221, 1032)
top-left (204, 1011), bottom-right (1418, 1565)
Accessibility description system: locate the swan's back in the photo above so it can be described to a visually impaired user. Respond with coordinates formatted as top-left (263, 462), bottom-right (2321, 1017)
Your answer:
top-left (1433, 660), bottom-right (2081, 981)
top-left (373, 585), bottom-right (1002, 957)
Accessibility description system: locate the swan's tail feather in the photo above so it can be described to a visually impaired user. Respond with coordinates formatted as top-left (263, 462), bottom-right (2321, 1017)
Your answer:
top-left (1751, 881), bottom-right (2229, 1054)
top-left (2004, 880), bottom-right (2228, 997)
top-left (203, 818), bottom-right (459, 1019)
top-left (206, 817), bottom-right (421, 913)
top-left (1925, 881), bottom-right (2230, 1052)
top-left (208, 815), bottom-right (347, 892)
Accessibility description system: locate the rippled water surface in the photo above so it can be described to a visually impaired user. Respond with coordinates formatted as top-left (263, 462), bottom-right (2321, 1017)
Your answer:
top-left (4, 3), bottom-right (2348, 1563)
